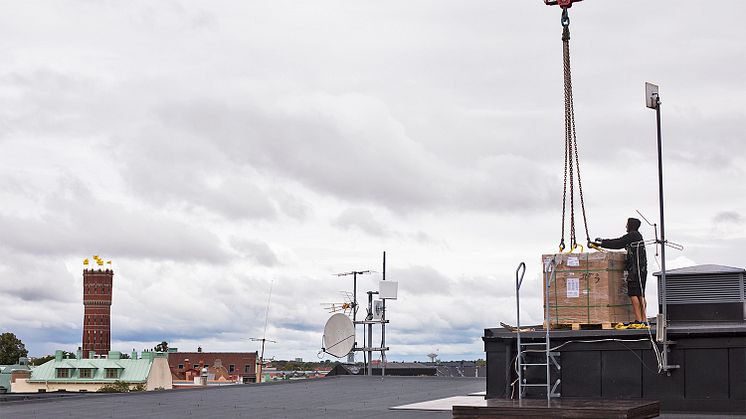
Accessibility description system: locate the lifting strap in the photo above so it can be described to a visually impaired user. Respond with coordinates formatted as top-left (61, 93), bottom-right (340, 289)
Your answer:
top-left (558, 8), bottom-right (591, 253)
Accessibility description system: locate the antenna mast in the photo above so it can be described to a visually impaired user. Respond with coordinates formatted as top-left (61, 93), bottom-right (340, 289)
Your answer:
top-left (335, 269), bottom-right (371, 362)
top-left (325, 252), bottom-right (396, 375)
top-left (250, 281), bottom-right (276, 383)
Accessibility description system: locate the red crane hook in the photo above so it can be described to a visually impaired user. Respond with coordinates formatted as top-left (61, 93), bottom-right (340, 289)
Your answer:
top-left (544, 0), bottom-right (582, 8)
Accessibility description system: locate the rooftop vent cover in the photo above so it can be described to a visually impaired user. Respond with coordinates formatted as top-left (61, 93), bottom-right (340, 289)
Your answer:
top-left (656, 265), bottom-right (745, 322)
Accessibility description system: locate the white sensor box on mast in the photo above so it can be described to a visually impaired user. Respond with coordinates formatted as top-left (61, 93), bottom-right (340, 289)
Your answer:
top-left (379, 281), bottom-right (398, 300)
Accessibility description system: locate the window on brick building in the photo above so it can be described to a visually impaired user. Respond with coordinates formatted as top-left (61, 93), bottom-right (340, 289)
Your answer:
top-left (244, 364), bottom-right (251, 373)
top-left (56, 368), bottom-right (69, 378)
top-left (178, 364), bottom-right (184, 369)
top-left (229, 364), bottom-right (235, 373)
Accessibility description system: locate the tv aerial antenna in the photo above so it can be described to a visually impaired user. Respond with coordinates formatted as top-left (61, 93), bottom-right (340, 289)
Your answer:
top-left (320, 252), bottom-right (397, 377)
top-left (321, 291), bottom-right (355, 315)
top-left (636, 210), bottom-right (684, 260)
top-left (333, 270), bottom-right (372, 324)
top-left (249, 281), bottom-right (276, 383)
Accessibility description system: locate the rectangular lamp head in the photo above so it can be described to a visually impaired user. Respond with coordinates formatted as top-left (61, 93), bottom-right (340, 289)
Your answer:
top-left (379, 280), bottom-right (398, 300)
top-left (645, 82), bottom-right (659, 109)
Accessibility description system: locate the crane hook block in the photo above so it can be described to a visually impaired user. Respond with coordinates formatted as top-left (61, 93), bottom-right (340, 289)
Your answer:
top-left (544, 0), bottom-right (582, 8)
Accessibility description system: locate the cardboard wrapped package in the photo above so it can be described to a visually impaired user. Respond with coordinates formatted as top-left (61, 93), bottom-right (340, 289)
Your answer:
top-left (542, 252), bottom-right (633, 325)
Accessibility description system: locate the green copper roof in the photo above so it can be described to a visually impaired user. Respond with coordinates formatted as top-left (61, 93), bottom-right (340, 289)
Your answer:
top-left (0, 363), bottom-right (32, 391)
top-left (28, 357), bottom-right (153, 383)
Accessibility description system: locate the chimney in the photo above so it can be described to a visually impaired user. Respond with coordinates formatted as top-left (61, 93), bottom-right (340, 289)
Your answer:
top-left (200, 366), bottom-right (208, 385)
top-left (131, 349), bottom-right (138, 360)
top-left (54, 350), bottom-right (63, 362)
top-left (76, 347), bottom-right (83, 360)
top-left (197, 346), bottom-right (202, 353)
top-left (89, 351), bottom-right (96, 359)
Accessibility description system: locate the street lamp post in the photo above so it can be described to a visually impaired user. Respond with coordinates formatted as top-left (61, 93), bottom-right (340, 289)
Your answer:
top-left (645, 82), bottom-right (679, 373)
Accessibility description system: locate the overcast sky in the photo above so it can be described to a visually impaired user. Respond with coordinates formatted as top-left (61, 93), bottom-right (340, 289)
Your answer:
top-left (1, 1), bottom-right (744, 362)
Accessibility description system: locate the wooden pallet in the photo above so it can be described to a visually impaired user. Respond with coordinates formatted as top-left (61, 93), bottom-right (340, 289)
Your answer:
top-left (547, 322), bottom-right (618, 330)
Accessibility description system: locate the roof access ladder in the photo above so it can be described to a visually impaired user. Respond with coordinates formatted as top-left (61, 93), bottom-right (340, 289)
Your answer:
top-left (515, 259), bottom-right (561, 400)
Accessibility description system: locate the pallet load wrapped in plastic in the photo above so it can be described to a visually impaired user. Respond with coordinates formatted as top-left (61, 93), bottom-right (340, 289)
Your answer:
top-left (542, 252), bottom-right (633, 329)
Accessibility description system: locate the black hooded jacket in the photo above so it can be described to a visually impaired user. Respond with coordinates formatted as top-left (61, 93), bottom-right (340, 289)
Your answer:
top-left (599, 231), bottom-right (647, 280)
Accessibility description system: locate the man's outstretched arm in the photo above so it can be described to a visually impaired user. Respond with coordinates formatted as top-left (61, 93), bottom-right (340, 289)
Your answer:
top-left (596, 233), bottom-right (634, 249)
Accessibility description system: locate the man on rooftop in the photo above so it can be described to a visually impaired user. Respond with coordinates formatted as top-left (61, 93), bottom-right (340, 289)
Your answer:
top-left (592, 218), bottom-right (649, 329)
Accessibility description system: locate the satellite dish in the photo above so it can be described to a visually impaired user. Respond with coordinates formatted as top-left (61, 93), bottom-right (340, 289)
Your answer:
top-left (322, 313), bottom-right (355, 358)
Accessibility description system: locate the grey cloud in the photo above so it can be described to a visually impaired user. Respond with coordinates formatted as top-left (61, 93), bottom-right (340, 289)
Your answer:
top-left (0, 69), bottom-right (101, 141)
top-left (230, 238), bottom-right (280, 267)
top-left (272, 189), bottom-right (310, 220)
top-left (0, 176), bottom-right (228, 263)
top-left (0, 71), bottom-right (284, 224)
top-left (112, 122), bottom-right (279, 221)
top-left (665, 112), bottom-right (746, 168)
top-left (386, 327), bottom-right (481, 347)
top-left (126, 3), bottom-right (219, 32)
top-left (153, 95), bottom-right (444, 210)
top-left (333, 207), bottom-right (388, 236)
top-left (153, 94), bottom-right (558, 215)
top-left (392, 266), bottom-right (451, 295)
top-left (0, 253), bottom-right (78, 303)
top-left (713, 211), bottom-right (743, 225)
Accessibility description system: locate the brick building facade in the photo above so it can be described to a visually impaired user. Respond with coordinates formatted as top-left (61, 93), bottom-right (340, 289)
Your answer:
top-left (82, 268), bottom-right (114, 356)
top-left (168, 350), bottom-right (258, 383)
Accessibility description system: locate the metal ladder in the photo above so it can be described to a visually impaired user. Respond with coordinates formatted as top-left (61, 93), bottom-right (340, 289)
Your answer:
top-left (515, 259), bottom-right (561, 400)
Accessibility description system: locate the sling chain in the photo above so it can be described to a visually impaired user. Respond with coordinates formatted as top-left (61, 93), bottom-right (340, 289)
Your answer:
top-left (559, 8), bottom-right (590, 252)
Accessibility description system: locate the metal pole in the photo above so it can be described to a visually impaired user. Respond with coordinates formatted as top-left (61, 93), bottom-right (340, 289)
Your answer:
top-left (367, 291), bottom-right (373, 376)
top-left (353, 271), bottom-right (358, 365)
top-left (516, 266), bottom-right (522, 401)
top-left (259, 339), bottom-right (266, 383)
top-left (655, 95), bottom-right (671, 371)
top-left (381, 251), bottom-right (386, 378)
top-left (353, 272), bottom-right (358, 323)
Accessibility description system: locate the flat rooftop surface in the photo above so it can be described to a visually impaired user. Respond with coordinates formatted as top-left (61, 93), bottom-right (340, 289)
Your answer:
top-left (0, 376), bottom-right (485, 419)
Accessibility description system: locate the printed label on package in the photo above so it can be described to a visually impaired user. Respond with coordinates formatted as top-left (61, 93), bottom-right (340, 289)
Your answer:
top-left (567, 257), bottom-right (580, 267)
top-left (566, 277), bottom-right (579, 298)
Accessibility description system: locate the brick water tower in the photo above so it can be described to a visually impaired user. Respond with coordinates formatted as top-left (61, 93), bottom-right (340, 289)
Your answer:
top-left (82, 256), bottom-right (113, 357)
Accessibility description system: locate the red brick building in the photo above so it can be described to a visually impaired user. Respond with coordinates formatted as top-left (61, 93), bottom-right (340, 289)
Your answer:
top-left (168, 350), bottom-right (258, 383)
top-left (82, 267), bottom-right (114, 356)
